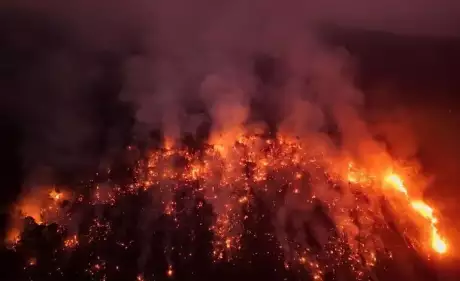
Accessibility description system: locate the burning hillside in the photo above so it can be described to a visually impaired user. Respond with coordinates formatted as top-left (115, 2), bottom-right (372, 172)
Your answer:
top-left (1, 1), bottom-right (459, 281)
top-left (4, 129), bottom-right (450, 281)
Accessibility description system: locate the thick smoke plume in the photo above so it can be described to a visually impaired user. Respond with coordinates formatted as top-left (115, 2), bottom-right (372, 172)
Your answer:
top-left (2, 1), bottom-right (456, 278)
top-left (121, 0), bottom-right (363, 141)
top-left (2, 0), bottom-right (458, 178)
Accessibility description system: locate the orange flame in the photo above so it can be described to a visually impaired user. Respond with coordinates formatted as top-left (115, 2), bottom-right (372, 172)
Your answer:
top-left (384, 173), bottom-right (408, 196)
top-left (384, 173), bottom-right (447, 254)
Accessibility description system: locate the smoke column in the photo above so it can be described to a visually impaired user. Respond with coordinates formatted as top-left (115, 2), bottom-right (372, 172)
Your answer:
top-left (1, 1), bottom-right (458, 279)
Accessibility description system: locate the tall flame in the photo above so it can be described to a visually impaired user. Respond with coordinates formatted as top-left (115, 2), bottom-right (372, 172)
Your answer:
top-left (384, 173), bottom-right (447, 254)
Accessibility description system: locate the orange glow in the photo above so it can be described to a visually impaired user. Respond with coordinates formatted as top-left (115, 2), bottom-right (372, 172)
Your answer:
top-left (64, 235), bottom-right (79, 249)
top-left (384, 173), bottom-right (408, 195)
top-left (238, 196), bottom-right (248, 203)
top-left (7, 131), bottom-right (452, 278)
top-left (5, 227), bottom-right (21, 246)
top-left (49, 190), bottom-right (63, 201)
top-left (383, 174), bottom-right (447, 254)
top-left (411, 201), bottom-right (434, 221)
top-left (28, 257), bottom-right (37, 266)
top-left (432, 228), bottom-right (448, 254)
top-left (166, 265), bottom-right (174, 277)
top-left (164, 137), bottom-right (174, 150)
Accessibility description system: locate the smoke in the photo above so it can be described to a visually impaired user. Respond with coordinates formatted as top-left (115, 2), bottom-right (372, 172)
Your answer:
top-left (1, 0), bottom-right (458, 177)
top-left (2, 0), bottom-right (456, 271)
top-left (120, 1), bottom-right (357, 144)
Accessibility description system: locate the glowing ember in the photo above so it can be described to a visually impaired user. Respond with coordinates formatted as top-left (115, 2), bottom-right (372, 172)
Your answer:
top-left (28, 257), bottom-right (37, 266)
top-left (64, 235), bottom-right (79, 249)
top-left (167, 265), bottom-right (174, 277)
top-left (5, 133), bottom-right (452, 280)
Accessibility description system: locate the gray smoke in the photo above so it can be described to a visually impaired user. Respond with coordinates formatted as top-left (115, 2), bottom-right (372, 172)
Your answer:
top-left (1, 0), bottom-right (458, 178)
top-left (3, 1), bottom-right (458, 272)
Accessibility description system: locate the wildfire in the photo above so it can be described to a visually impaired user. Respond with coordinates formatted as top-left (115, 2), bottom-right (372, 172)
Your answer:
top-left (411, 200), bottom-right (447, 254)
top-left (6, 132), bottom-right (452, 280)
top-left (432, 229), bottom-right (448, 254)
top-left (383, 173), bottom-right (448, 254)
top-left (384, 173), bottom-right (408, 196)
top-left (64, 235), bottom-right (79, 249)
top-left (49, 189), bottom-right (64, 201)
